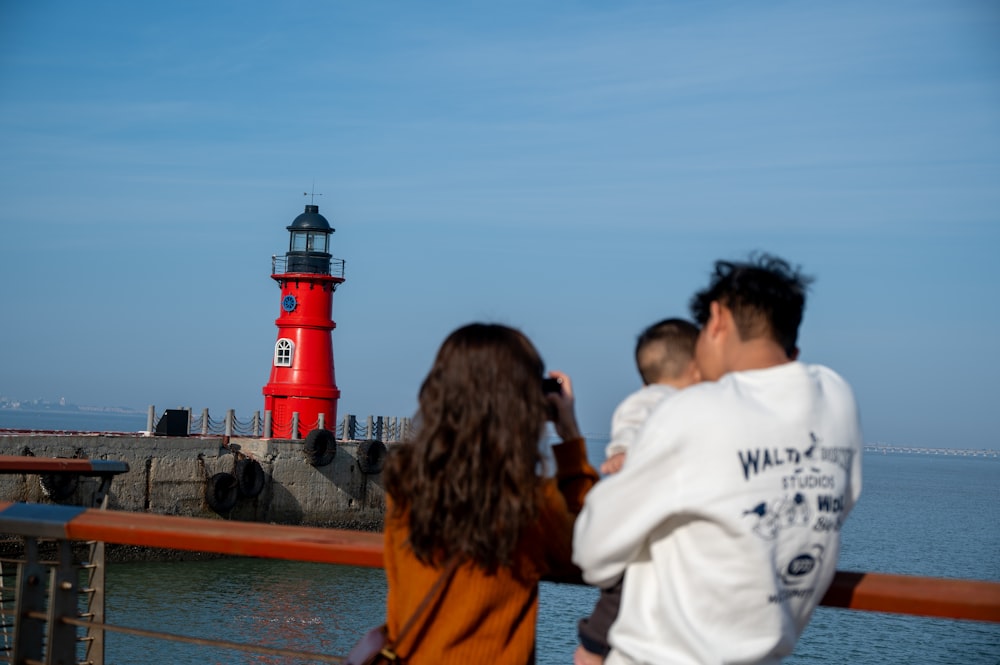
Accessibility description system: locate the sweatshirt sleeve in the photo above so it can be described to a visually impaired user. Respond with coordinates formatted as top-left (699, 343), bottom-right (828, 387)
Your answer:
top-left (573, 406), bottom-right (685, 588)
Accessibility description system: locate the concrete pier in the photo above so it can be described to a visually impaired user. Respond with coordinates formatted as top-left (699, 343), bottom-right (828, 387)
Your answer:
top-left (0, 434), bottom-right (386, 529)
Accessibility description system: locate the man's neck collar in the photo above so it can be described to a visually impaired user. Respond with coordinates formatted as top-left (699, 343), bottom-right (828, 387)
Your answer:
top-left (724, 338), bottom-right (791, 373)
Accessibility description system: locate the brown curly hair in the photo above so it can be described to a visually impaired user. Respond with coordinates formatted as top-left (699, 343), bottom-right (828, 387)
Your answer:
top-left (382, 323), bottom-right (549, 572)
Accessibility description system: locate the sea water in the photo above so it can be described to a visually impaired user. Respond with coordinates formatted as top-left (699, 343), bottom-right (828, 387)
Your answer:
top-left (0, 409), bottom-right (148, 433)
top-left (2, 412), bottom-right (998, 663)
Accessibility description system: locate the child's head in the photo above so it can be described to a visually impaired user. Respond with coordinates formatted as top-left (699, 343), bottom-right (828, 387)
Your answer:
top-left (635, 318), bottom-right (701, 388)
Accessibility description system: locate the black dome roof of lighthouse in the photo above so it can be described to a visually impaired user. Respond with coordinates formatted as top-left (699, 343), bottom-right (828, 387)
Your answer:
top-left (287, 204), bottom-right (334, 232)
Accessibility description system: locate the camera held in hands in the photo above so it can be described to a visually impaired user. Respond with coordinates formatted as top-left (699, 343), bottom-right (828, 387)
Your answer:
top-left (542, 377), bottom-right (563, 395)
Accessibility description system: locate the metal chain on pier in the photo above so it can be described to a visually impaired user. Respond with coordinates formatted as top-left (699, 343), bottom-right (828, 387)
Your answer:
top-left (231, 413), bottom-right (260, 437)
top-left (206, 414), bottom-right (225, 435)
top-left (149, 406), bottom-right (410, 440)
top-left (189, 412), bottom-right (205, 434)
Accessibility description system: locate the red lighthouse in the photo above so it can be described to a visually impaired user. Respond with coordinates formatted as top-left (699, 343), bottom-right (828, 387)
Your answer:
top-left (262, 204), bottom-right (345, 439)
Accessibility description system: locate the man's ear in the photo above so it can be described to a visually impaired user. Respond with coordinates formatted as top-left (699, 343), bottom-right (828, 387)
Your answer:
top-left (706, 300), bottom-right (725, 338)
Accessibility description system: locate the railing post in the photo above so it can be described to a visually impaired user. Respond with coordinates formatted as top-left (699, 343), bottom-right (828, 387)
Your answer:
top-left (12, 538), bottom-right (46, 664)
top-left (146, 405), bottom-right (155, 433)
top-left (83, 539), bottom-right (106, 665)
top-left (225, 410), bottom-right (235, 437)
top-left (47, 540), bottom-right (79, 665)
top-left (366, 416), bottom-right (374, 440)
top-left (317, 412), bottom-right (326, 431)
top-left (263, 410), bottom-right (272, 439)
top-left (201, 408), bottom-right (210, 436)
top-left (186, 407), bottom-right (193, 436)
top-left (374, 416), bottom-right (383, 442)
top-left (348, 414), bottom-right (357, 441)
top-left (291, 412), bottom-right (300, 440)
top-left (252, 411), bottom-right (261, 437)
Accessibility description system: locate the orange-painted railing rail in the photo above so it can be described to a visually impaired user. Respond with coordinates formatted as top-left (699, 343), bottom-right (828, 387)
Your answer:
top-left (823, 570), bottom-right (1000, 623)
top-left (0, 501), bottom-right (997, 623)
top-left (0, 455), bottom-right (129, 476)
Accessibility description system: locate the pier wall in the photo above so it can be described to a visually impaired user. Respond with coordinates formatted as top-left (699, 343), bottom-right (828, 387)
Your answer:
top-left (0, 435), bottom-right (386, 529)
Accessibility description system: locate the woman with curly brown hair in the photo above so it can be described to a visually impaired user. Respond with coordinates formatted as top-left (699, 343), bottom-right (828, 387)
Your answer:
top-left (380, 322), bottom-right (599, 664)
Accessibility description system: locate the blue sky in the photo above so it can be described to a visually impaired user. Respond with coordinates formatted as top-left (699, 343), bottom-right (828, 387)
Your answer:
top-left (1, 1), bottom-right (998, 448)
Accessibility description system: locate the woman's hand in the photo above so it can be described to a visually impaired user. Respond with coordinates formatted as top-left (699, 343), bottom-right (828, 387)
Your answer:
top-left (546, 370), bottom-right (582, 442)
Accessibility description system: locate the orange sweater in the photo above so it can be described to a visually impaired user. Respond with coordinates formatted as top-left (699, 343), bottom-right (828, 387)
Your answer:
top-left (383, 437), bottom-right (599, 664)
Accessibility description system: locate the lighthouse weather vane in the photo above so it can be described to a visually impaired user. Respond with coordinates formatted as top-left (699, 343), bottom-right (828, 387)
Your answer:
top-left (304, 181), bottom-right (323, 205)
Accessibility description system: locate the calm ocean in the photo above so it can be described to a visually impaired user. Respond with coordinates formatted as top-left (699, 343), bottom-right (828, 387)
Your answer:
top-left (1, 411), bottom-right (998, 663)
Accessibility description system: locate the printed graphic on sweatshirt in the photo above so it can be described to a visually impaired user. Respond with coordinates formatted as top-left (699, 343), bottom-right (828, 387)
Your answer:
top-left (738, 433), bottom-right (854, 486)
top-left (742, 493), bottom-right (811, 540)
top-left (767, 545), bottom-right (827, 604)
top-left (737, 432), bottom-right (854, 604)
top-left (778, 545), bottom-right (825, 586)
top-left (739, 432), bottom-right (851, 538)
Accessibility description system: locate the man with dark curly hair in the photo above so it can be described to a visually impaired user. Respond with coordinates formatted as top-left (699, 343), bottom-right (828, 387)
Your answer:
top-left (574, 254), bottom-right (863, 665)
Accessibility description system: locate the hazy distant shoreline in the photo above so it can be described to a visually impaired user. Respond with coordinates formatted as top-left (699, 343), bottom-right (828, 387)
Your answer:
top-left (0, 404), bottom-right (144, 415)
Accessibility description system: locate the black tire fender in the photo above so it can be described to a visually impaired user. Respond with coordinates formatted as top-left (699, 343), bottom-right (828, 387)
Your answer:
top-left (235, 458), bottom-right (266, 498)
top-left (357, 440), bottom-right (387, 475)
top-left (206, 472), bottom-right (239, 514)
top-left (40, 473), bottom-right (78, 502)
top-left (303, 428), bottom-right (337, 467)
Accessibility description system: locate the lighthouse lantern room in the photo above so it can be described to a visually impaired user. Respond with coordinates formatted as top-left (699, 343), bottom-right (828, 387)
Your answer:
top-left (262, 204), bottom-right (346, 439)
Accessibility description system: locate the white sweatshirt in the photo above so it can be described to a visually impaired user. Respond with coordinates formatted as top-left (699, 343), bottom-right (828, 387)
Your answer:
top-left (574, 362), bottom-right (863, 665)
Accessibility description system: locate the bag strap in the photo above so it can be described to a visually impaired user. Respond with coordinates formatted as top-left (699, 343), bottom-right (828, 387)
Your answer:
top-left (392, 558), bottom-right (461, 654)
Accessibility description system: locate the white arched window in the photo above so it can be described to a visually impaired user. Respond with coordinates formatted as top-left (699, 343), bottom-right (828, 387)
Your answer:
top-left (274, 339), bottom-right (294, 367)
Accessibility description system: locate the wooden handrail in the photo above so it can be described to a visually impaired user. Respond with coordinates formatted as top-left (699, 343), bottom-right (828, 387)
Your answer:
top-left (822, 570), bottom-right (1000, 622)
top-left (0, 455), bottom-right (129, 476)
top-left (0, 501), bottom-right (997, 623)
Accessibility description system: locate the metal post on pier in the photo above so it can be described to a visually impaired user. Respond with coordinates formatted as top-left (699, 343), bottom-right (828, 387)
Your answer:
top-left (291, 412), bottom-right (300, 440)
top-left (146, 405), bottom-right (155, 433)
top-left (225, 410), bottom-right (235, 437)
top-left (252, 411), bottom-right (260, 437)
top-left (263, 410), bottom-right (272, 439)
top-left (201, 409), bottom-right (210, 436)
top-left (317, 412), bottom-right (326, 431)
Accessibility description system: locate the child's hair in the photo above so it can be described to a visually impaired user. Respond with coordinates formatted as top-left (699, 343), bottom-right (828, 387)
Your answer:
top-left (381, 323), bottom-right (548, 572)
top-left (634, 318), bottom-right (700, 385)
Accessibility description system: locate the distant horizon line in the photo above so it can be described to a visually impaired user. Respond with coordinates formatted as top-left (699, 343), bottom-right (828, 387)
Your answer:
top-left (0, 403), bottom-right (145, 415)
